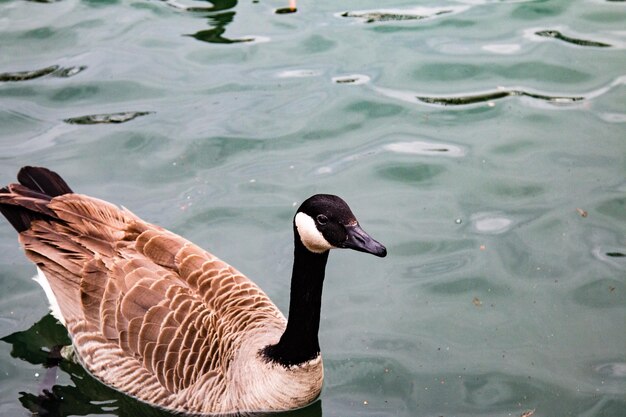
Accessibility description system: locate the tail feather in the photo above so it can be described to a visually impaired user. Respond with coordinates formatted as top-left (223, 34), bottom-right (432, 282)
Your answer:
top-left (17, 166), bottom-right (73, 197)
top-left (0, 200), bottom-right (39, 233)
top-left (0, 167), bottom-right (73, 233)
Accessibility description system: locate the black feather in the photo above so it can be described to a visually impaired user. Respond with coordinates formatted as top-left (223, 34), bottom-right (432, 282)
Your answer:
top-left (0, 197), bottom-right (39, 232)
top-left (17, 166), bottom-right (73, 197)
top-left (0, 167), bottom-right (72, 233)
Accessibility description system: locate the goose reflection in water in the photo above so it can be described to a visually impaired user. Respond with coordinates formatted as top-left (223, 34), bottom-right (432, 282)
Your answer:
top-left (2, 316), bottom-right (322, 417)
top-left (171, 0), bottom-right (296, 44)
top-left (190, 10), bottom-right (255, 45)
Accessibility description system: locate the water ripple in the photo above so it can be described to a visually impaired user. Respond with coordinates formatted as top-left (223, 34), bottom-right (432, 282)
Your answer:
top-left (332, 74), bottom-right (371, 85)
top-left (276, 69), bottom-right (323, 79)
top-left (535, 29), bottom-right (612, 47)
top-left (331, 69), bottom-right (613, 108)
top-left (0, 65), bottom-right (86, 82)
top-left (523, 26), bottom-right (626, 49)
top-left (161, 2), bottom-right (265, 45)
top-left (161, 0), bottom-right (237, 13)
top-left (593, 362), bottom-right (626, 378)
top-left (64, 111), bottom-right (153, 125)
top-left (572, 278), bottom-right (624, 309)
top-left (275, 7), bottom-right (297, 15)
top-left (188, 28), bottom-right (263, 44)
top-left (384, 141), bottom-right (465, 157)
top-left (338, 6), bottom-right (469, 23)
top-left (415, 88), bottom-right (584, 106)
top-left (373, 75), bottom-right (626, 108)
top-left (316, 137), bottom-right (465, 175)
top-left (598, 112), bottom-right (626, 123)
top-left (471, 212), bottom-right (514, 235)
top-left (0, 66), bottom-right (55, 81)
top-left (592, 246), bottom-right (626, 268)
top-left (405, 253), bottom-right (472, 277)
top-left (187, 12), bottom-right (268, 44)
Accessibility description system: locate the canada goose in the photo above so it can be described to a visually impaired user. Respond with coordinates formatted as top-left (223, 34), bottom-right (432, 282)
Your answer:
top-left (0, 166), bottom-right (386, 415)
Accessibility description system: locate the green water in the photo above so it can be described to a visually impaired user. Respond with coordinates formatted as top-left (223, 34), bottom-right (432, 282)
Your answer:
top-left (1, 1), bottom-right (625, 416)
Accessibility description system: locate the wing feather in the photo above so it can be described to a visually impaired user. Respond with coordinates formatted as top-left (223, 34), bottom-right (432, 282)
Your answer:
top-left (120, 285), bottom-right (162, 322)
top-left (80, 258), bottom-right (107, 324)
top-left (4, 190), bottom-right (286, 412)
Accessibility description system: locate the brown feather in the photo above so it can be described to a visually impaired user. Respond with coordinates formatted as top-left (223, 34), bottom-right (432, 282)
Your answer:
top-left (80, 258), bottom-right (107, 324)
top-left (141, 234), bottom-right (179, 269)
top-left (0, 168), bottom-right (322, 415)
top-left (127, 316), bottom-right (144, 355)
top-left (120, 285), bottom-right (163, 322)
top-left (142, 341), bottom-right (157, 373)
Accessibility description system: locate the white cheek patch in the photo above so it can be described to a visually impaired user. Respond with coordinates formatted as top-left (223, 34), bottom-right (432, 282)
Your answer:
top-left (295, 212), bottom-right (335, 253)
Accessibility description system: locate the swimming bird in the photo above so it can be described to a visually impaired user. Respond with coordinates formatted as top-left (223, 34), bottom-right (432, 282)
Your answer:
top-left (0, 166), bottom-right (386, 415)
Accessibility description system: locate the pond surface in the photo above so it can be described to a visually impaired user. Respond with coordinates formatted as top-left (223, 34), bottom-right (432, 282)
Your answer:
top-left (1, 1), bottom-right (625, 416)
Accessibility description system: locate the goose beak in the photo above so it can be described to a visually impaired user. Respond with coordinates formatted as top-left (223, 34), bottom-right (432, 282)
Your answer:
top-left (340, 224), bottom-right (387, 257)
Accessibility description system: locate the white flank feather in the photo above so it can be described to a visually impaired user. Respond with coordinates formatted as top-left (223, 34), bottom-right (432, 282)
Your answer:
top-left (33, 267), bottom-right (65, 325)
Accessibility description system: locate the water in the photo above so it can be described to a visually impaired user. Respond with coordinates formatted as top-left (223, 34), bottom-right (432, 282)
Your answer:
top-left (1, 0), bottom-right (625, 416)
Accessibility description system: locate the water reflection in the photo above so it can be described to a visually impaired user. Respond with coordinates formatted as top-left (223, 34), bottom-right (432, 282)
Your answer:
top-left (2, 315), bottom-right (174, 417)
top-left (339, 6), bottom-right (469, 23)
top-left (371, 84), bottom-right (592, 109)
top-left (0, 65), bottom-right (86, 82)
top-left (162, 0), bottom-right (237, 13)
top-left (189, 11), bottom-right (256, 44)
top-left (535, 29), bottom-right (611, 48)
top-left (64, 111), bottom-right (153, 125)
top-left (415, 89), bottom-right (584, 106)
top-left (2, 315), bottom-right (322, 417)
top-left (331, 74), bottom-right (371, 85)
top-left (166, 0), bottom-right (262, 44)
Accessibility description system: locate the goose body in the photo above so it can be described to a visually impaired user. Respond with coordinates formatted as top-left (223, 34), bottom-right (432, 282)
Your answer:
top-left (0, 167), bottom-right (386, 415)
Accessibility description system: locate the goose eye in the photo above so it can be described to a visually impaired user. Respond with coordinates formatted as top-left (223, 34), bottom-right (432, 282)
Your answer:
top-left (316, 214), bottom-right (328, 225)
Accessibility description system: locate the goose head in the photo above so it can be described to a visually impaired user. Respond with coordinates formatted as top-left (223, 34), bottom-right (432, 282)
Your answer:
top-left (293, 194), bottom-right (387, 257)
top-left (261, 194), bottom-right (386, 367)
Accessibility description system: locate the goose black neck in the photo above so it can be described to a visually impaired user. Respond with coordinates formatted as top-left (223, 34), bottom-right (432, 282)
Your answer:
top-left (261, 232), bottom-right (329, 367)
